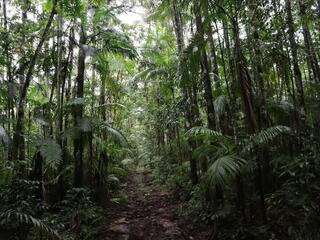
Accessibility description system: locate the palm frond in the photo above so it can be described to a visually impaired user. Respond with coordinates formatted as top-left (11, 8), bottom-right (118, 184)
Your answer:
top-left (109, 166), bottom-right (126, 176)
top-left (214, 95), bottom-right (228, 116)
top-left (192, 143), bottom-right (220, 159)
top-left (245, 125), bottom-right (292, 151)
top-left (181, 31), bottom-right (204, 61)
top-left (104, 125), bottom-right (128, 147)
top-left (131, 69), bottom-right (152, 83)
top-left (252, 125), bottom-right (291, 145)
top-left (269, 100), bottom-right (295, 112)
top-left (0, 125), bottom-right (9, 145)
top-left (0, 210), bottom-right (61, 239)
top-left (97, 103), bottom-right (128, 112)
top-left (77, 117), bottom-right (94, 133)
top-left (64, 98), bottom-right (86, 107)
top-left (37, 139), bottom-right (62, 170)
top-left (267, 100), bottom-right (296, 125)
top-left (206, 155), bottom-right (247, 191)
top-left (92, 6), bottom-right (120, 23)
top-left (131, 68), bottom-right (167, 84)
top-left (100, 28), bottom-right (137, 59)
top-left (185, 126), bottom-right (223, 137)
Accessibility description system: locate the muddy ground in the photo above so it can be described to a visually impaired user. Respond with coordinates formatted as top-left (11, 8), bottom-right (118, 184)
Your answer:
top-left (97, 168), bottom-right (210, 240)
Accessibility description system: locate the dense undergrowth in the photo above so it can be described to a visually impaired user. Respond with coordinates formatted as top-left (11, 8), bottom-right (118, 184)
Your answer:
top-left (1, 0), bottom-right (320, 239)
top-left (0, 163), bottom-right (131, 240)
top-left (144, 140), bottom-right (320, 240)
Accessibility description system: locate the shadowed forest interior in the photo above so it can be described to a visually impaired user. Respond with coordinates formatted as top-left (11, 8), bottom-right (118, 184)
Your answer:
top-left (0, 0), bottom-right (320, 239)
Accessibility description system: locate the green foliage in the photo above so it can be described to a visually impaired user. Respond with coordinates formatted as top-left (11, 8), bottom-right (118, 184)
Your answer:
top-left (37, 139), bottom-right (62, 170)
top-left (245, 125), bottom-right (292, 151)
top-left (104, 125), bottom-right (129, 147)
top-left (0, 125), bottom-right (9, 145)
top-left (0, 210), bottom-right (61, 239)
top-left (92, 7), bottom-right (120, 23)
top-left (206, 155), bottom-right (247, 191)
top-left (185, 126), bottom-right (223, 137)
top-left (214, 95), bottom-right (228, 116)
top-left (98, 29), bottom-right (137, 59)
top-left (98, 103), bottom-right (128, 111)
top-left (64, 98), bottom-right (86, 107)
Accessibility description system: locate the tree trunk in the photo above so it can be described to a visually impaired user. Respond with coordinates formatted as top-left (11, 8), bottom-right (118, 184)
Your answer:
top-left (232, 18), bottom-right (267, 223)
top-left (171, 0), bottom-right (199, 184)
top-left (298, 0), bottom-right (320, 83)
top-left (194, 0), bottom-right (216, 133)
top-left (73, 25), bottom-right (86, 188)
top-left (285, 0), bottom-right (307, 127)
top-left (12, 0), bottom-right (57, 163)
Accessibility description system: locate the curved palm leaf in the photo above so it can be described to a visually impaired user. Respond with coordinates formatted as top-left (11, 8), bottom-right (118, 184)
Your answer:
top-left (214, 95), bottom-right (228, 116)
top-left (192, 143), bottom-right (220, 159)
top-left (104, 125), bottom-right (129, 147)
top-left (0, 210), bottom-right (61, 239)
top-left (64, 98), bottom-right (86, 107)
top-left (206, 155), bottom-right (247, 191)
top-left (245, 125), bottom-right (292, 151)
top-left (97, 103), bottom-right (129, 112)
top-left (185, 126), bottom-right (223, 137)
top-left (131, 69), bottom-right (152, 83)
top-left (37, 139), bottom-right (62, 170)
top-left (100, 28), bottom-right (137, 59)
top-left (0, 125), bottom-right (9, 145)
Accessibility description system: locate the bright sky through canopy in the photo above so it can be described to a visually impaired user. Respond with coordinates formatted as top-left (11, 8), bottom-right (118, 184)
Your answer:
top-left (118, 6), bottom-right (146, 25)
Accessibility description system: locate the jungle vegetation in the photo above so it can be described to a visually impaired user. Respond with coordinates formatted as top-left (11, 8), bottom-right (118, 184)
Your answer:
top-left (0, 0), bottom-right (320, 239)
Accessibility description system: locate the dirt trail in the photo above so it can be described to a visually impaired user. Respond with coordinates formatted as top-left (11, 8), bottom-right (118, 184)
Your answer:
top-left (97, 167), bottom-right (209, 240)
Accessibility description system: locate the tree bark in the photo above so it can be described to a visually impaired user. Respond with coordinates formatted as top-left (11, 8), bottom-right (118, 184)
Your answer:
top-left (172, 0), bottom-right (199, 184)
top-left (285, 0), bottom-right (307, 127)
top-left (73, 25), bottom-right (86, 188)
top-left (298, 0), bottom-right (320, 83)
top-left (194, 0), bottom-right (216, 132)
top-left (12, 0), bottom-right (57, 163)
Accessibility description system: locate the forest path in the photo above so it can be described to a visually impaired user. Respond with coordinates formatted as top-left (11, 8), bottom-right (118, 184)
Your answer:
top-left (97, 165), bottom-right (208, 240)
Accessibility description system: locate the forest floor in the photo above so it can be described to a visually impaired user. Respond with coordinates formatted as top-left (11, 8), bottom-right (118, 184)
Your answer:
top-left (97, 166), bottom-right (210, 240)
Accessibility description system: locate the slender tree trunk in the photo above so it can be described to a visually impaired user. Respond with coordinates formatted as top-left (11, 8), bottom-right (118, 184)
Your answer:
top-left (73, 25), bottom-right (86, 188)
top-left (298, 0), bottom-right (320, 83)
top-left (56, 13), bottom-right (63, 142)
top-left (3, 0), bottom-right (14, 161)
top-left (194, 0), bottom-right (216, 133)
top-left (171, 0), bottom-right (199, 184)
top-left (12, 0), bottom-right (57, 163)
top-left (58, 27), bottom-right (74, 200)
top-left (285, 0), bottom-right (307, 127)
top-left (233, 18), bottom-right (267, 223)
